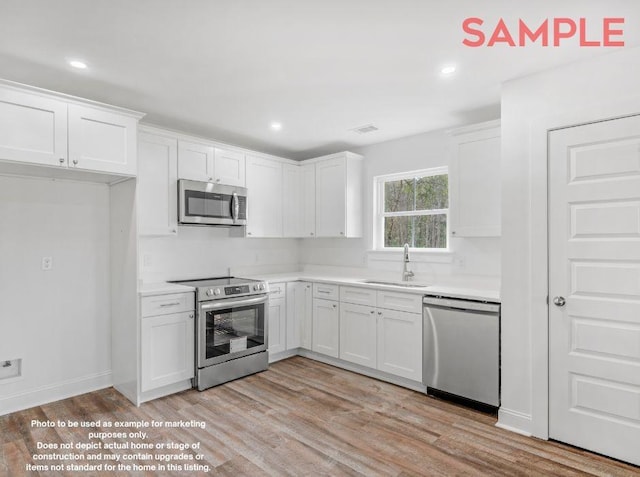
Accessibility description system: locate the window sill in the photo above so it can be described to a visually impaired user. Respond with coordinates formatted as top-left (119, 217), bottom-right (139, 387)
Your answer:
top-left (366, 249), bottom-right (453, 264)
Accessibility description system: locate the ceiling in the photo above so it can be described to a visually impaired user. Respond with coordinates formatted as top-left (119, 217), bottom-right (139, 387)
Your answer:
top-left (1, 1), bottom-right (639, 159)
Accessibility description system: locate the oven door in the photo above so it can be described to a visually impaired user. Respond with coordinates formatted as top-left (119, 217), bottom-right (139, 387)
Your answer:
top-left (198, 295), bottom-right (268, 368)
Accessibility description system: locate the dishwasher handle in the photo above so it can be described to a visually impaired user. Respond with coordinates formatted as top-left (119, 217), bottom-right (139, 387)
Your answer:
top-left (423, 296), bottom-right (500, 314)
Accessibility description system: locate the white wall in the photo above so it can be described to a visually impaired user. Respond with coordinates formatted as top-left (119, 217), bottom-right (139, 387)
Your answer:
top-left (0, 176), bottom-right (112, 415)
top-left (300, 128), bottom-right (502, 281)
top-left (139, 229), bottom-right (300, 282)
top-left (500, 45), bottom-right (640, 436)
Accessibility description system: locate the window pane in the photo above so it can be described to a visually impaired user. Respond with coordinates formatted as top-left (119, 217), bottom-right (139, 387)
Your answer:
top-left (384, 216), bottom-right (412, 247)
top-left (384, 179), bottom-right (415, 212)
top-left (415, 174), bottom-right (448, 210)
top-left (414, 214), bottom-right (447, 248)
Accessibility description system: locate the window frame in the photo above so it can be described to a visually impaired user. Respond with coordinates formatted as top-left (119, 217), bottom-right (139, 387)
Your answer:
top-left (373, 167), bottom-right (450, 252)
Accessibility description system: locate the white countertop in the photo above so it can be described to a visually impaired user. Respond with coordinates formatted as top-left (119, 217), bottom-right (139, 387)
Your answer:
top-left (139, 281), bottom-right (195, 297)
top-left (249, 272), bottom-right (500, 302)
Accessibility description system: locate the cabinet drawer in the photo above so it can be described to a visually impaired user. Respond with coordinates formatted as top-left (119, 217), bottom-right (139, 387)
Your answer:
top-left (376, 291), bottom-right (422, 314)
top-left (141, 292), bottom-right (194, 317)
top-left (313, 283), bottom-right (339, 300)
top-left (340, 286), bottom-right (376, 306)
top-left (269, 282), bottom-right (287, 297)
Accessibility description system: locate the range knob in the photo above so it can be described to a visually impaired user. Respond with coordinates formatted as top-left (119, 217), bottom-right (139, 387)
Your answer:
top-left (206, 288), bottom-right (214, 296)
top-left (214, 288), bottom-right (222, 296)
top-left (253, 284), bottom-right (259, 291)
top-left (259, 283), bottom-right (266, 291)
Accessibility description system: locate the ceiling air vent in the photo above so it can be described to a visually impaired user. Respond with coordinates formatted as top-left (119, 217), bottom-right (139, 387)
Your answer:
top-left (351, 124), bottom-right (379, 134)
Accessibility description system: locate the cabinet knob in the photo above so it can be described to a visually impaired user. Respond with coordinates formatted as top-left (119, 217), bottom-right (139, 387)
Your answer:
top-left (452, 231), bottom-right (456, 235)
top-left (332, 304), bottom-right (337, 308)
top-left (310, 232), bottom-right (314, 236)
top-left (247, 232), bottom-right (252, 236)
top-left (172, 229), bottom-right (177, 234)
top-left (370, 310), bottom-right (375, 314)
top-left (340, 232), bottom-right (344, 236)
top-left (377, 311), bottom-right (382, 315)
top-left (189, 314), bottom-right (194, 319)
top-left (58, 157), bottom-right (65, 164)
top-left (72, 159), bottom-right (78, 166)
top-left (216, 178), bottom-right (221, 183)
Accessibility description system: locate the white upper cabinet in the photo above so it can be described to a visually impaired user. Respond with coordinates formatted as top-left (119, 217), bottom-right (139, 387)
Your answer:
top-left (283, 162), bottom-right (316, 238)
top-left (177, 140), bottom-right (214, 182)
top-left (0, 87), bottom-right (67, 167)
top-left (214, 147), bottom-right (245, 187)
top-left (137, 132), bottom-right (178, 236)
top-left (449, 120), bottom-right (501, 237)
top-left (0, 83), bottom-right (141, 176)
top-left (315, 152), bottom-right (363, 238)
top-left (67, 104), bottom-right (138, 175)
top-left (245, 154), bottom-right (283, 237)
top-left (300, 162), bottom-right (316, 237)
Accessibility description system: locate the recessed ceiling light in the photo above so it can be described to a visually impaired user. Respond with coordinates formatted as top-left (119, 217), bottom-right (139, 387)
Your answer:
top-left (440, 65), bottom-right (456, 76)
top-left (69, 60), bottom-right (88, 69)
top-left (271, 122), bottom-right (282, 131)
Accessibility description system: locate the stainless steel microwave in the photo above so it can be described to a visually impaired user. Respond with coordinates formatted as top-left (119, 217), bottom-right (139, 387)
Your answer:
top-left (178, 180), bottom-right (247, 226)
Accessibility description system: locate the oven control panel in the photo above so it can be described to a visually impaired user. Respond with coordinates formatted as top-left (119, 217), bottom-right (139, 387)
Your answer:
top-left (225, 285), bottom-right (250, 296)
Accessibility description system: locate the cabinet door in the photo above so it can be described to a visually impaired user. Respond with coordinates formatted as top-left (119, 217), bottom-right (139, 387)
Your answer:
top-left (245, 155), bottom-right (283, 237)
top-left (137, 133), bottom-right (178, 236)
top-left (286, 281), bottom-right (313, 350)
top-left (214, 147), bottom-right (245, 186)
top-left (450, 122), bottom-right (501, 237)
top-left (68, 104), bottom-right (138, 175)
top-left (177, 140), bottom-right (214, 182)
top-left (268, 296), bottom-right (286, 355)
top-left (301, 163), bottom-right (316, 237)
top-left (316, 157), bottom-right (346, 237)
top-left (141, 311), bottom-right (195, 392)
top-left (312, 298), bottom-right (339, 358)
top-left (282, 164), bottom-right (302, 237)
top-left (377, 309), bottom-right (422, 381)
top-left (340, 303), bottom-right (377, 368)
top-left (0, 88), bottom-right (67, 167)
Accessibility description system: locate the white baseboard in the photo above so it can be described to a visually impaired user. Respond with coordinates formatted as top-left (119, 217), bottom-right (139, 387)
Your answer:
top-left (269, 349), bottom-right (298, 363)
top-left (0, 371), bottom-right (112, 416)
top-left (496, 407), bottom-right (533, 436)
top-left (138, 379), bottom-right (192, 405)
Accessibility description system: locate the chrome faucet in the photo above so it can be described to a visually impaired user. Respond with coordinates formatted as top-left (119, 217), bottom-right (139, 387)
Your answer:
top-left (402, 243), bottom-right (415, 281)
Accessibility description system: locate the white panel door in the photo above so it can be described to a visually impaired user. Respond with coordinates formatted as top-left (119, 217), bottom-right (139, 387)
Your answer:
top-left (340, 303), bottom-right (377, 368)
top-left (268, 296), bottom-right (286, 355)
top-left (312, 298), bottom-right (339, 358)
top-left (316, 157), bottom-right (346, 237)
top-left (137, 133), bottom-right (178, 236)
top-left (377, 309), bottom-right (422, 381)
top-left (141, 311), bottom-right (195, 392)
top-left (68, 104), bottom-right (137, 175)
top-left (286, 282), bottom-right (313, 350)
top-left (177, 140), bottom-right (214, 182)
top-left (549, 115), bottom-right (640, 466)
top-left (245, 155), bottom-right (283, 237)
top-left (0, 88), bottom-right (67, 167)
top-left (214, 147), bottom-right (245, 186)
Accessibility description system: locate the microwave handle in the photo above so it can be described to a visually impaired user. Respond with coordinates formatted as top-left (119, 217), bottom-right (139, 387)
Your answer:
top-left (231, 192), bottom-right (239, 223)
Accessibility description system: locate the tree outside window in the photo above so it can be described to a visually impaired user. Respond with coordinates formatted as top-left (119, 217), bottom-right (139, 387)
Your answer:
top-left (375, 168), bottom-right (449, 250)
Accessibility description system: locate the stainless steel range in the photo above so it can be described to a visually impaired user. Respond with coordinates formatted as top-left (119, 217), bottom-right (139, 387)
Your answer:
top-left (170, 276), bottom-right (269, 391)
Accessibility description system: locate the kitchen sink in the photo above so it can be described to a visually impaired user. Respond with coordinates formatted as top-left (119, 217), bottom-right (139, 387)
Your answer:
top-left (361, 279), bottom-right (429, 288)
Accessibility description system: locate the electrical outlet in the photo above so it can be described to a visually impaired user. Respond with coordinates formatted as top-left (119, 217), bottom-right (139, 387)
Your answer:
top-left (0, 358), bottom-right (21, 380)
top-left (41, 257), bottom-right (53, 271)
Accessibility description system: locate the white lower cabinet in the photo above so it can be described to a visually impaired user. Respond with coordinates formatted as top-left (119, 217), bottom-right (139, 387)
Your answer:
top-left (340, 303), bottom-right (377, 368)
top-left (141, 310), bottom-right (194, 392)
top-left (338, 286), bottom-right (423, 382)
top-left (377, 308), bottom-right (422, 381)
top-left (268, 284), bottom-right (287, 355)
top-left (140, 292), bottom-right (195, 394)
top-left (312, 298), bottom-right (339, 358)
top-left (286, 281), bottom-right (312, 350)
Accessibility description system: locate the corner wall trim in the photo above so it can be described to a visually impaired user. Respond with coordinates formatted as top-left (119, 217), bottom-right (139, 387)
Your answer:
top-left (0, 371), bottom-right (112, 416)
top-left (496, 407), bottom-right (533, 437)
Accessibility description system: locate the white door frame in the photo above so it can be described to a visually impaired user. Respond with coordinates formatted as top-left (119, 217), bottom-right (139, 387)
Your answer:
top-left (529, 96), bottom-right (640, 439)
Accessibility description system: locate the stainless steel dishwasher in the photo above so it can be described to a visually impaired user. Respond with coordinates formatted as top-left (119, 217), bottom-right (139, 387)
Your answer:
top-left (423, 295), bottom-right (500, 408)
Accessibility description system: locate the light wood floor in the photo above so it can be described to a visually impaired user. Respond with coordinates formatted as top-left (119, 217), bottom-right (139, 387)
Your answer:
top-left (1, 357), bottom-right (639, 476)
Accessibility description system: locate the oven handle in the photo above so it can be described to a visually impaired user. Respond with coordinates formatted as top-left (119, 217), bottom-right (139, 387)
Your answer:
top-left (200, 294), bottom-right (268, 311)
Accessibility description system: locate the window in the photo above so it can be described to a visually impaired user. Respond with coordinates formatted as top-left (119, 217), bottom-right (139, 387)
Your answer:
top-left (374, 167), bottom-right (449, 250)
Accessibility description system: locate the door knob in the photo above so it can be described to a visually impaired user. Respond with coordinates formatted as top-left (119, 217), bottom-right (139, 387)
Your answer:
top-left (553, 296), bottom-right (566, 307)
